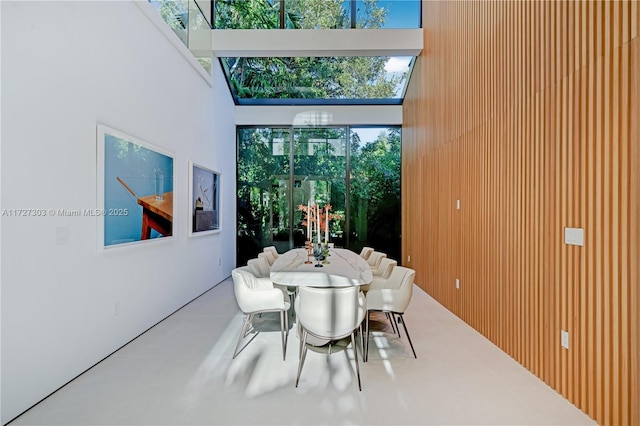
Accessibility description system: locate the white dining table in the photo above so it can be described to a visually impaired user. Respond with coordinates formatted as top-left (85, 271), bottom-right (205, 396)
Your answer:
top-left (270, 248), bottom-right (372, 287)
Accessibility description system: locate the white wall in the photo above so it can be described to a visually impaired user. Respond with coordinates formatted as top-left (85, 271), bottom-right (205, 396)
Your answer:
top-left (0, 1), bottom-right (236, 422)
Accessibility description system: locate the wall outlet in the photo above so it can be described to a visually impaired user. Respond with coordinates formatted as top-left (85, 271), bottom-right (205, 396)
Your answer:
top-left (455, 278), bottom-right (460, 289)
top-left (561, 330), bottom-right (569, 349)
top-left (56, 227), bottom-right (70, 245)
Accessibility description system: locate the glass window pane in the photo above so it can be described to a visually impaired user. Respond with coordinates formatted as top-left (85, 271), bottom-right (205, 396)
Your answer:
top-left (214, 0), bottom-right (280, 29)
top-left (236, 125), bottom-right (402, 265)
top-left (221, 56), bottom-right (412, 103)
top-left (349, 127), bottom-right (401, 260)
top-left (293, 128), bottom-right (347, 247)
top-left (356, 0), bottom-right (421, 29)
top-left (237, 128), bottom-right (291, 265)
top-left (284, 0), bottom-right (351, 29)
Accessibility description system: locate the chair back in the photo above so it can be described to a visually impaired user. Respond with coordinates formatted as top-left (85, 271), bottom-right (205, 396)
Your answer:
top-left (366, 251), bottom-right (387, 269)
top-left (264, 246), bottom-right (279, 259)
top-left (384, 266), bottom-right (416, 312)
top-left (247, 257), bottom-right (271, 278)
top-left (258, 251), bottom-right (275, 266)
top-left (295, 286), bottom-right (366, 340)
top-left (232, 267), bottom-right (285, 314)
top-left (373, 258), bottom-right (397, 278)
top-left (359, 247), bottom-right (374, 260)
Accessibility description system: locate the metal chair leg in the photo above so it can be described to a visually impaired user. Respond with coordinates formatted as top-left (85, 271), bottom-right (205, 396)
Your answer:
top-left (295, 330), bottom-right (309, 387)
top-left (398, 313), bottom-right (417, 358)
top-left (364, 310), bottom-right (370, 362)
top-left (386, 312), bottom-right (399, 336)
top-left (280, 310), bottom-right (288, 361)
top-left (350, 332), bottom-right (362, 391)
top-left (233, 314), bottom-right (257, 359)
top-left (392, 313), bottom-right (402, 337)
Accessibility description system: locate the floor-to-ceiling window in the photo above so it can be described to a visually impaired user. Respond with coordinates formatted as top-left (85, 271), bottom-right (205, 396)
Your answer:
top-left (349, 126), bottom-right (401, 261)
top-left (237, 125), bottom-right (400, 266)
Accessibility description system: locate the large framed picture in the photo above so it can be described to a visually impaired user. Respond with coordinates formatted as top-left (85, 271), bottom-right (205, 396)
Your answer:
top-left (189, 161), bottom-right (220, 236)
top-left (97, 124), bottom-right (175, 250)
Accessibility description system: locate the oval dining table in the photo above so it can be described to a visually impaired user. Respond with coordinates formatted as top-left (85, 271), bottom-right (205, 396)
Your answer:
top-left (270, 247), bottom-right (373, 288)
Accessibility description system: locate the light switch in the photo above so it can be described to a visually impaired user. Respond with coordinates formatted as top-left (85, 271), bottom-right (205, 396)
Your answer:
top-left (456, 199), bottom-right (461, 210)
top-left (564, 227), bottom-right (584, 246)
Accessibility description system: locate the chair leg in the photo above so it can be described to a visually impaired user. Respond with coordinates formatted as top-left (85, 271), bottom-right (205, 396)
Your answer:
top-left (233, 314), bottom-right (256, 359)
top-left (280, 310), bottom-right (288, 361)
top-left (364, 310), bottom-right (370, 362)
top-left (359, 323), bottom-right (364, 358)
top-left (392, 313), bottom-right (402, 337)
top-left (350, 332), bottom-right (362, 391)
top-left (298, 323), bottom-right (305, 360)
top-left (398, 313), bottom-right (417, 358)
top-left (386, 312), bottom-right (399, 336)
top-left (295, 330), bottom-right (309, 387)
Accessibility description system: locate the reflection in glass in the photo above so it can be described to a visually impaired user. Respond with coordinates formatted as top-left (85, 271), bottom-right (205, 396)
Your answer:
top-left (293, 128), bottom-right (347, 248)
top-left (237, 128), bottom-right (291, 266)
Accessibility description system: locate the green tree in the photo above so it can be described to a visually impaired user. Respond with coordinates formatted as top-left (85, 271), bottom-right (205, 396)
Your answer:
top-left (350, 128), bottom-right (401, 259)
top-left (217, 0), bottom-right (405, 100)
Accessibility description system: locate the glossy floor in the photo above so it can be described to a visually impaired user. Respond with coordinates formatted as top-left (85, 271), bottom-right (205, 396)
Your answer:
top-left (11, 279), bottom-right (596, 425)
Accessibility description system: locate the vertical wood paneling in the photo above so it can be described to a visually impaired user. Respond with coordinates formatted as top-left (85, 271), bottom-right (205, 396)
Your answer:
top-left (402, 1), bottom-right (639, 425)
top-left (629, 34), bottom-right (639, 426)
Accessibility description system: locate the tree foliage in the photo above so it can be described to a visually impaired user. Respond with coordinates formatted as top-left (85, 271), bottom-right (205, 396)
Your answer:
top-left (216, 0), bottom-right (405, 99)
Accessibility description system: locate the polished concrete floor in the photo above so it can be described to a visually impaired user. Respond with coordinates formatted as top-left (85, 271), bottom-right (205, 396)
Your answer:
top-left (11, 278), bottom-right (596, 425)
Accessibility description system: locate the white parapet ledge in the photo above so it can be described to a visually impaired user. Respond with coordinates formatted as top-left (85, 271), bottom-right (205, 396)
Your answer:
top-left (212, 28), bottom-right (423, 57)
top-left (134, 0), bottom-right (213, 86)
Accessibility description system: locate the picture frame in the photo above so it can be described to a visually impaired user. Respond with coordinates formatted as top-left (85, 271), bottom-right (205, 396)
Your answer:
top-left (189, 161), bottom-right (220, 236)
top-left (96, 124), bottom-right (175, 250)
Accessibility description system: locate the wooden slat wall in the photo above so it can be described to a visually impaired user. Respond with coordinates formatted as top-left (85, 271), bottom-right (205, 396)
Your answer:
top-left (402, 2), bottom-right (639, 425)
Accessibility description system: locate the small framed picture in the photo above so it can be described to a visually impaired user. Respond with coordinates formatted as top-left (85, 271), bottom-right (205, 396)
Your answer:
top-left (189, 161), bottom-right (220, 236)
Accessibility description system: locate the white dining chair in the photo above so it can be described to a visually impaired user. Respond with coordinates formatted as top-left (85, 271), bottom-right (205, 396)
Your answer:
top-left (366, 251), bottom-right (387, 275)
top-left (361, 257), bottom-right (397, 293)
top-left (294, 285), bottom-right (366, 391)
top-left (264, 245), bottom-right (279, 259)
top-left (231, 267), bottom-right (290, 360)
top-left (364, 266), bottom-right (417, 362)
top-left (359, 246), bottom-right (374, 260)
top-left (372, 258), bottom-right (397, 279)
top-left (258, 251), bottom-right (275, 266)
top-left (248, 256), bottom-right (294, 309)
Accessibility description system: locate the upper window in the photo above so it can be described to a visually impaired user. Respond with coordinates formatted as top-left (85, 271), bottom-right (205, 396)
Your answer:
top-left (214, 0), bottom-right (420, 105)
top-left (214, 0), bottom-right (421, 30)
top-left (221, 55), bottom-right (413, 105)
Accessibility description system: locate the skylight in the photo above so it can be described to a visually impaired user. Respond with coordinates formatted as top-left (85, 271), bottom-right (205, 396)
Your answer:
top-left (221, 55), bottom-right (414, 105)
top-left (213, 0), bottom-right (421, 106)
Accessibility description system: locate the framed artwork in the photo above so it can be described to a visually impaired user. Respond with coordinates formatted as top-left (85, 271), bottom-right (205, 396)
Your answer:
top-left (97, 124), bottom-right (175, 250)
top-left (189, 161), bottom-right (220, 236)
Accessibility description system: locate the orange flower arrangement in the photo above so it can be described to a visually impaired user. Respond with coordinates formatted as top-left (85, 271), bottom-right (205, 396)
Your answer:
top-left (298, 202), bottom-right (335, 243)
